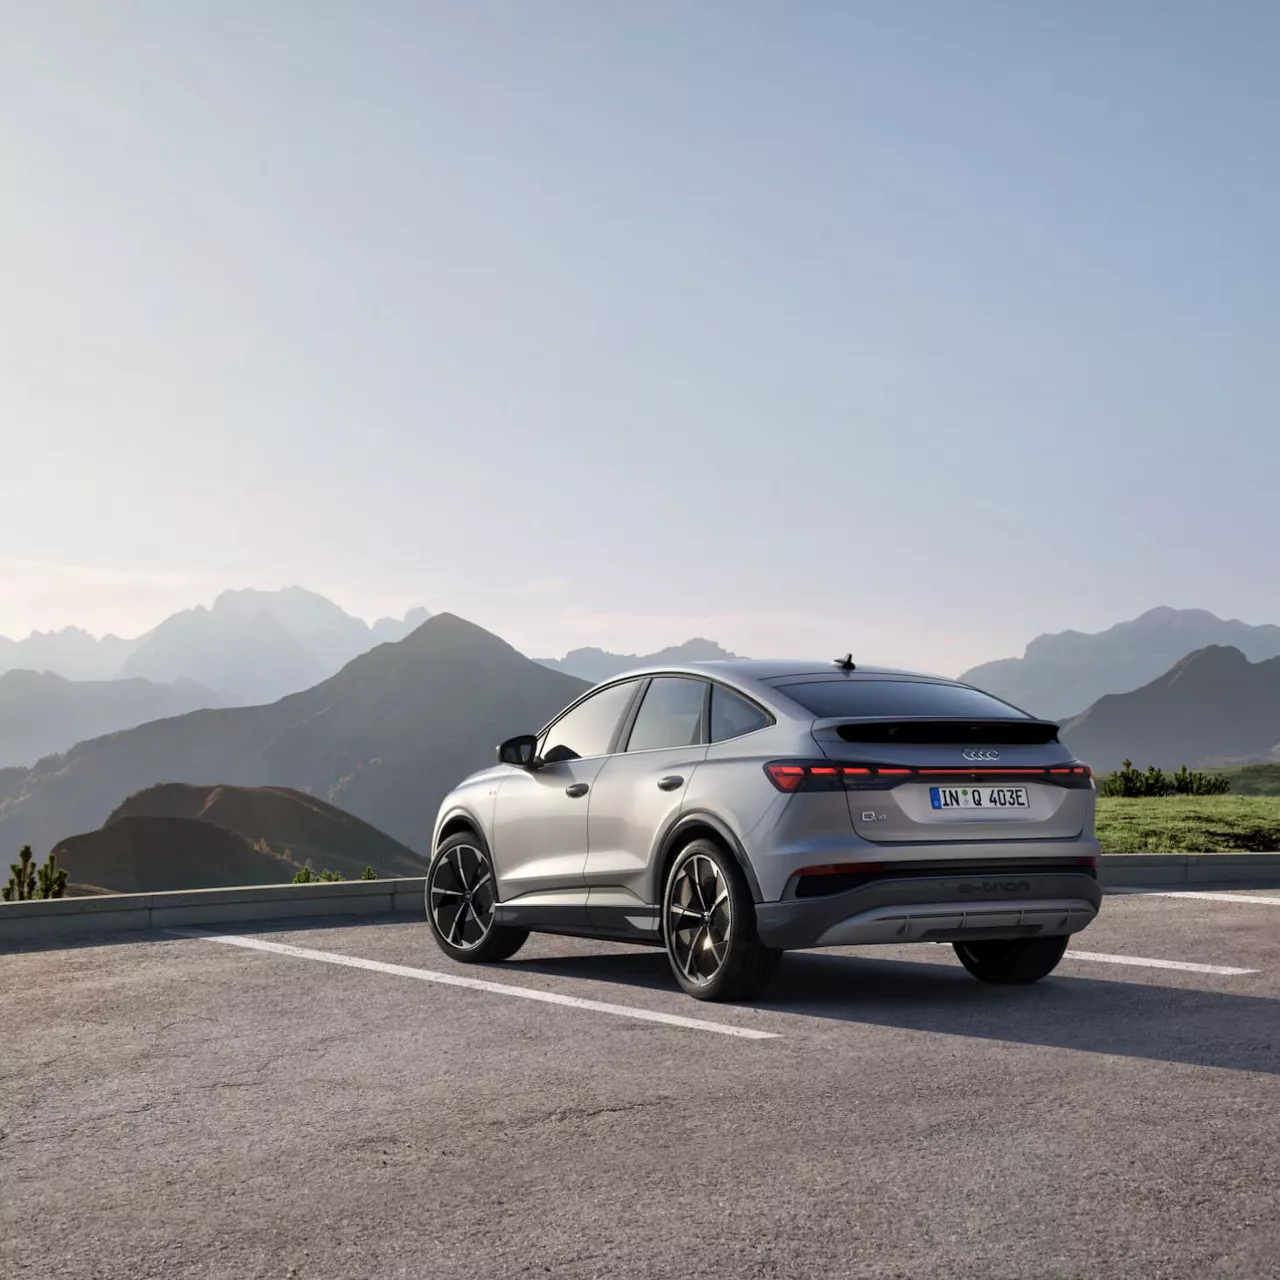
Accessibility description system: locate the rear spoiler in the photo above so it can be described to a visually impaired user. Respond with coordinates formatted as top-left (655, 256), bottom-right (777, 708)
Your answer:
top-left (811, 716), bottom-right (1061, 746)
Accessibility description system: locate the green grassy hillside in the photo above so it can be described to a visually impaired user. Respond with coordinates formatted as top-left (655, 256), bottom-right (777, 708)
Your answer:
top-left (1096, 795), bottom-right (1280, 852)
top-left (1203, 763), bottom-right (1280, 795)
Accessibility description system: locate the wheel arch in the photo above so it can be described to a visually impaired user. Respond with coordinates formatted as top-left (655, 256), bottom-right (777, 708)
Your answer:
top-left (434, 808), bottom-right (488, 852)
top-left (652, 811), bottom-right (763, 905)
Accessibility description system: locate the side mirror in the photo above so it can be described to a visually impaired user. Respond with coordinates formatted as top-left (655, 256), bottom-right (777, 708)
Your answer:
top-left (498, 733), bottom-right (541, 769)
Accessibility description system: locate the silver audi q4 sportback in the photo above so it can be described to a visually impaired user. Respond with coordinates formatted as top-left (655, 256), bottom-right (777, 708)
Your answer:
top-left (425, 658), bottom-right (1101, 1001)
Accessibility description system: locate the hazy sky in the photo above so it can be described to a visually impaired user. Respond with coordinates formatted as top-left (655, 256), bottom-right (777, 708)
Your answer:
top-left (3, 1), bottom-right (1277, 675)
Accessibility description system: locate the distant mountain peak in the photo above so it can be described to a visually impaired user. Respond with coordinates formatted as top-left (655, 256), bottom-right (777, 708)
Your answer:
top-left (536, 637), bottom-right (740, 683)
top-left (370, 605), bottom-right (433, 644)
top-left (1164, 644), bottom-right (1252, 680)
top-left (962, 608), bottom-right (1280, 719)
top-left (1062, 644), bottom-right (1280, 770)
top-left (359, 611), bottom-right (529, 666)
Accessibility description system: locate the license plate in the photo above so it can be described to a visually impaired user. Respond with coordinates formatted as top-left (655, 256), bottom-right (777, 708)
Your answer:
top-left (930, 785), bottom-right (1029, 812)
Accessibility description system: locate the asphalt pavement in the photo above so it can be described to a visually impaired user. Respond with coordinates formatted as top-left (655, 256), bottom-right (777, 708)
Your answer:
top-left (2, 892), bottom-right (1278, 1280)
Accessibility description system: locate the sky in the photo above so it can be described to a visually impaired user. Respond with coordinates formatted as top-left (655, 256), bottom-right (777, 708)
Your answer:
top-left (2, 1), bottom-right (1278, 676)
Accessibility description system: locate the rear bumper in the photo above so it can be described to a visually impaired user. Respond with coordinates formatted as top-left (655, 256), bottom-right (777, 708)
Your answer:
top-left (754, 870), bottom-right (1102, 950)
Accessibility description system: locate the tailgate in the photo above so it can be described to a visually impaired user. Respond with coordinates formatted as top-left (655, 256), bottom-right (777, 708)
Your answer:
top-left (811, 716), bottom-right (1094, 844)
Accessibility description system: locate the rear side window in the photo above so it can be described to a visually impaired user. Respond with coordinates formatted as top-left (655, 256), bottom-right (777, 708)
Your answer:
top-left (540, 680), bottom-right (639, 763)
top-left (777, 679), bottom-right (1031, 720)
top-left (709, 685), bottom-right (771, 742)
top-left (625, 677), bottom-right (706, 752)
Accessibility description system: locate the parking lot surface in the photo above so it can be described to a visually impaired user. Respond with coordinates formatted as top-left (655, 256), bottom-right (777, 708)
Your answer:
top-left (3, 892), bottom-right (1278, 1279)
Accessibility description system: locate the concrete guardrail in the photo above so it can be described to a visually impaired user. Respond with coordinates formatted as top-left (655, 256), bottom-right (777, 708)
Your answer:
top-left (2, 854), bottom-right (1279, 949)
top-left (0, 877), bottom-right (427, 947)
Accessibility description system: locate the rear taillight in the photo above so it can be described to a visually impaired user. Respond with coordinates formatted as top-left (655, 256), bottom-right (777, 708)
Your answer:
top-left (763, 761), bottom-right (1092, 792)
top-left (764, 762), bottom-right (897, 791)
top-left (764, 764), bottom-right (808, 791)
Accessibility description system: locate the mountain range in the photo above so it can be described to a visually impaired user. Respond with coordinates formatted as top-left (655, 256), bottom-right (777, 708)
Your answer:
top-left (0, 588), bottom-right (431, 704)
top-left (2, 601), bottom-right (1279, 891)
top-left (0, 613), bottom-right (587, 858)
top-left (0, 589), bottom-right (431, 765)
top-left (536, 638), bottom-right (737, 682)
top-left (0, 670), bottom-right (222, 770)
top-left (960, 607), bottom-right (1280, 719)
top-left (1061, 645), bottom-right (1280, 771)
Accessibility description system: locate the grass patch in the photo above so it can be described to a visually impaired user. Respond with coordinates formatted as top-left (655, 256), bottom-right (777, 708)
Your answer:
top-left (1204, 763), bottom-right (1280, 796)
top-left (1096, 795), bottom-right (1280, 853)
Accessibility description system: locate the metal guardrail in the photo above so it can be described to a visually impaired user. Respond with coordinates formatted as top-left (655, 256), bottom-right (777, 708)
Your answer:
top-left (2, 855), bottom-right (1279, 948)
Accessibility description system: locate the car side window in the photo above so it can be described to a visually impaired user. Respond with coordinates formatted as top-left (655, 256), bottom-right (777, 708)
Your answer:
top-left (709, 685), bottom-right (770, 742)
top-left (624, 677), bottom-right (707, 752)
top-left (538, 681), bottom-right (638, 764)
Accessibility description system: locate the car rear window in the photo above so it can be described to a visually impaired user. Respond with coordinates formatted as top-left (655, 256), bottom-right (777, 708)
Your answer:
top-left (775, 679), bottom-right (1031, 720)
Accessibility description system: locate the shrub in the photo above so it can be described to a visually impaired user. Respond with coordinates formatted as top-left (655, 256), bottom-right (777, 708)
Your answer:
top-left (291, 866), bottom-right (343, 883)
top-left (3, 846), bottom-right (69, 901)
top-left (3, 846), bottom-right (38, 901)
top-left (36, 851), bottom-right (68, 899)
top-left (1169, 764), bottom-right (1231, 796)
top-left (1100, 760), bottom-right (1231, 798)
top-left (361, 866), bottom-right (377, 880)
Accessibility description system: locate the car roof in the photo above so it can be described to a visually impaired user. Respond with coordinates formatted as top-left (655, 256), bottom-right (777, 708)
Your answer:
top-left (606, 658), bottom-right (960, 691)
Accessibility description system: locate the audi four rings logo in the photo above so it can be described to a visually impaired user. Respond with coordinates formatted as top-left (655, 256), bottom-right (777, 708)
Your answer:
top-left (962, 749), bottom-right (1001, 762)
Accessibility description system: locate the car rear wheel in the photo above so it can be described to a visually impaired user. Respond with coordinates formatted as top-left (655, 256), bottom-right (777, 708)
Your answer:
top-left (662, 838), bottom-right (779, 1002)
top-left (426, 833), bottom-right (528, 964)
top-left (952, 935), bottom-right (1068, 984)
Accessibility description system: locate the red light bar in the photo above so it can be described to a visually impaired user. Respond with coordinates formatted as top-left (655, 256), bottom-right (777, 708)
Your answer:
top-left (765, 761), bottom-right (1092, 793)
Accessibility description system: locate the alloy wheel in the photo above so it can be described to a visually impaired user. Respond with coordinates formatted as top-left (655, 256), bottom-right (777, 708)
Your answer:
top-left (428, 843), bottom-right (496, 951)
top-left (666, 853), bottom-right (732, 985)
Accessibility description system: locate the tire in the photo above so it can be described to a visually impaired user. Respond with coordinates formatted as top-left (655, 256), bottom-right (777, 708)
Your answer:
top-left (662, 838), bottom-right (780, 1002)
top-left (953, 935), bottom-right (1068, 985)
top-left (426, 832), bottom-right (528, 964)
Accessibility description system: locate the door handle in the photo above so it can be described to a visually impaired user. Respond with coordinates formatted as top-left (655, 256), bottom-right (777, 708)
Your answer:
top-left (565, 783), bottom-right (590, 798)
top-left (657, 775), bottom-right (685, 792)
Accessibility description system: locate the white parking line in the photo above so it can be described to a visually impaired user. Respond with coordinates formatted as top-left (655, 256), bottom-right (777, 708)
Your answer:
top-left (1112, 889), bottom-right (1280, 906)
top-left (1065, 949), bottom-right (1257, 976)
top-left (168, 929), bottom-right (779, 1040)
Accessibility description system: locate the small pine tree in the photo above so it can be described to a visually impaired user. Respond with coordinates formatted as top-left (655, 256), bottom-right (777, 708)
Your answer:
top-left (3, 846), bottom-right (39, 901)
top-left (361, 865), bottom-right (377, 880)
top-left (36, 851), bottom-right (68, 899)
top-left (1143, 765), bottom-right (1170, 797)
top-left (292, 865), bottom-right (342, 883)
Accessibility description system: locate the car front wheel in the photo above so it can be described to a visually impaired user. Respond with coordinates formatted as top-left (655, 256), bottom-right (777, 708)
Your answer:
top-left (952, 935), bottom-right (1068, 984)
top-left (426, 833), bottom-right (528, 964)
top-left (662, 838), bottom-right (779, 1002)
